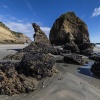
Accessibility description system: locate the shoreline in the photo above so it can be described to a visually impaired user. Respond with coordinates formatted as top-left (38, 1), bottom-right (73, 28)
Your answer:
top-left (0, 45), bottom-right (100, 100)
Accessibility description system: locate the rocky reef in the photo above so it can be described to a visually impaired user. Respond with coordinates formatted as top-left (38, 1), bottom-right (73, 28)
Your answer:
top-left (0, 23), bottom-right (57, 95)
top-left (49, 12), bottom-right (93, 55)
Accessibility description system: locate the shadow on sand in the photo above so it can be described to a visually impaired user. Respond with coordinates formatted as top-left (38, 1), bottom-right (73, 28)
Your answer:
top-left (7, 49), bottom-right (22, 52)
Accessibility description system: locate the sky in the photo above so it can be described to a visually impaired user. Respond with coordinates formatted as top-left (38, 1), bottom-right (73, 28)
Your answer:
top-left (0, 0), bottom-right (100, 43)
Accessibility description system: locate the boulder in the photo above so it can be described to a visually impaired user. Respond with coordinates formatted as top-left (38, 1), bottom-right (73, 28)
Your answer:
top-left (64, 54), bottom-right (84, 65)
top-left (63, 42), bottom-right (79, 53)
top-left (49, 12), bottom-right (93, 54)
top-left (78, 42), bottom-right (94, 56)
top-left (49, 12), bottom-right (90, 46)
top-left (91, 57), bottom-right (100, 76)
top-left (1, 23), bottom-right (58, 95)
top-left (17, 52), bottom-right (56, 79)
top-left (0, 62), bottom-right (37, 95)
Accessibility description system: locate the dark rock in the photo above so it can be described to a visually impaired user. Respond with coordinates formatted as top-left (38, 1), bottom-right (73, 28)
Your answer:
top-left (17, 52), bottom-right (56, 79)
top-left (4, 42), bottom-right (71, 60)
top-left (0, 62), bottom-right (37, 95)
top-left (79, 43), bottom-right (94, 56)
top-left (91, 57), bottom-right (100, 76)
top-left (63, 42), bottom-right (79, 53)
top-left (64, 54), bottom-right (84, 65)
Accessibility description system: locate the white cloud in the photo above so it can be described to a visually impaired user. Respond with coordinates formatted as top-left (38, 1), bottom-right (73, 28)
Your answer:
top-left (41, 27), bottom-right (50, 37)
top-left (0, 15), bottom-right (51, 40)
top-left (91, 7), bottom-right (100, 17)
top-left (4, 21), bottom-right (51, 40)
top-left (2, 5), bottom-right (8, 9)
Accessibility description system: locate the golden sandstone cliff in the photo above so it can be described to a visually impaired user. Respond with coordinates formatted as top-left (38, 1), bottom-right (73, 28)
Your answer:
top-left (0, 22), bottom-right (32, 44)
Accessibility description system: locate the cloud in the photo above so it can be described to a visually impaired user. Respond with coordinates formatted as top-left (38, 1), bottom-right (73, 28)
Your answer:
top-left (0, 15), bottom-right (51, 40)
top-left (91, 7), bottom-right (100, 17)
top-left (24, 0), bottom-right (33, 11)
top-left (5, 21), bottom-right (34, 39)
top-left (2, 5), bottom-right (8, 9)
top-left (41, 27), bottom-right (50, 37)
top-left (4, 21), bottom-right (51, 40)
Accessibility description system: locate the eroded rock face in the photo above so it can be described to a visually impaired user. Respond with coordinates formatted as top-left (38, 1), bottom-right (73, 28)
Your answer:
top-left (49, 12), bottom-right (90, 46)
top-left (0, 22), bottom-right (32, 44)
top-left (32, 23), bottom-right (50, 44)
top-left (63, 42), bottom-right (79, 53)
top-left (49, 12), bottom-right (94, 54)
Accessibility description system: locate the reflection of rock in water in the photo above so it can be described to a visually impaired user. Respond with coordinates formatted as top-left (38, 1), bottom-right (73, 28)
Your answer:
top-left (78, 62), bottom-right (94, 77)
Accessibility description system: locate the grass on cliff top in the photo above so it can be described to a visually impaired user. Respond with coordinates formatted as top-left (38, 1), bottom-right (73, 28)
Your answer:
top-left (11, 31), bottom-right (23, 38)
top-left (0, 22), bottom-right (10, 30)
top-left (0, 22), bottom-right (24, 37)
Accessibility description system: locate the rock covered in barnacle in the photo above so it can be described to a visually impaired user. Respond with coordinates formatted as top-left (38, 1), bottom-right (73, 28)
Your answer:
top-left (91, 57), bottom-right (100, 76)
top-left (0, 62), bottom-right (37, 95)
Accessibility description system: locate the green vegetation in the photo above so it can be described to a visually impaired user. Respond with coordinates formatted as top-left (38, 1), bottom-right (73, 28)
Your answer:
top-left (0, 22), bottom-right (10, 30)
top-left (0, 22), bottom-right (24, 38)
top-left (11, 31), bottom-right (23, 38)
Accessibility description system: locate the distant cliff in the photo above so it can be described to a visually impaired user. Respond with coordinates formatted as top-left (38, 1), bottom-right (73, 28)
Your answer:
top-left (0, 22), bottom-right (32, 44)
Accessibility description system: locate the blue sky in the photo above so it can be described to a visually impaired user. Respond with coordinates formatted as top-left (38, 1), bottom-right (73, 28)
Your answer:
top-left (0, 0), bottom-right (100, 43)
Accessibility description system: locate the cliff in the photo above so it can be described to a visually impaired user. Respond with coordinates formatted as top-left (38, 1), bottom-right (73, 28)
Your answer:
top-left (0, 22), bottom-right (32, 44)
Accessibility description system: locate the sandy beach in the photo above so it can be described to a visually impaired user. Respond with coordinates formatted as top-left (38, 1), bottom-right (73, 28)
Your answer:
top-left (0, 44), bottom-right (100, 100)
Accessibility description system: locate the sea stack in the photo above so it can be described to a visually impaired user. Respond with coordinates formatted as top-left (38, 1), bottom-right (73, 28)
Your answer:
top-left (32, 23), bottom-right (50, 44)
top-left (49, 12), bottom-right (93, 54)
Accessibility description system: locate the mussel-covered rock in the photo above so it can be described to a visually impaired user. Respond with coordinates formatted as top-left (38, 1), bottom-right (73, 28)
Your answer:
top-left (79, 43), bottom-right (94, 56)
top-left (64, 54), bottom-right (84, 65)
top-left (17, 52), bottom-right (56, 79)
top-left (91, 57), bottom-right (100, 76)
top-left (0, 62), bottom-right (37, 95)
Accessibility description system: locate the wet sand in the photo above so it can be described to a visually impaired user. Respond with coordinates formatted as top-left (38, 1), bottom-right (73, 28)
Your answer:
top-left (0, 45), bottom-right (100, 100)
top-left (0, 44), bottom-right (28, 59)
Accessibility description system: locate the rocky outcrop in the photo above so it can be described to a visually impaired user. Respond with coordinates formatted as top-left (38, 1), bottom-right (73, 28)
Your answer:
top-left (0, 22), bottom-right (32, 44)
top-left (91, 57), bottom-right (100, 76)
top-left (63, 42), bottom-right (79, 53)
top-left (49, 12), bottom-right (90, 45)
top-left (1, 23), bottom-right (57, 95)
top-left (0, 62), bottom-right (37, 95)
top-left (64, 54), bottom-right (84, 65)
top-left (49, 12), bottom-right (93, 54)
top-left (32, 23), bottom-right (50, 44)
